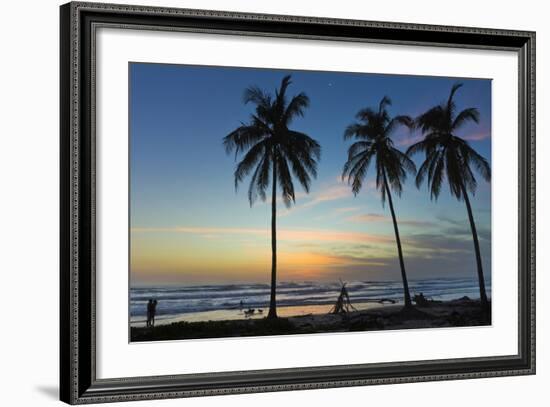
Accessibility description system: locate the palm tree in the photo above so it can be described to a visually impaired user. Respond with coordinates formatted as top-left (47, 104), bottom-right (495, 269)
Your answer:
top-left (342, 96), bottom-right (416, 308)
top-left (406, 83), bottom-right (491, 310)
top-left (223, 75), bottom-right (321, 319)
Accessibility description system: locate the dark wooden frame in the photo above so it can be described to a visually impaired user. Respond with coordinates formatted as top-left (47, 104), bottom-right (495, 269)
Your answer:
top-left (60, 1), bottom-right (536, 404)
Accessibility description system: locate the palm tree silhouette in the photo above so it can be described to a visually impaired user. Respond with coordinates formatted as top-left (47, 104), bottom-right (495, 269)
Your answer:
top-left (407, 83), bottom-right (491, 310)
top-left (342, 96), bottom-right (416, 308)
top-left (223, 75), bottom-right (321, 319)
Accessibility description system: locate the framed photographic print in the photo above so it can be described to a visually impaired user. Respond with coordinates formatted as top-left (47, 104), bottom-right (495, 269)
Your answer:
top-left (60, 1), bottom-right (536, 404)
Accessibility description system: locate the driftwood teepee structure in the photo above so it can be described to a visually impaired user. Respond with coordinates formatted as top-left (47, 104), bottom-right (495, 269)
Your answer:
top-left (330, 280), bottom-right (357, 314)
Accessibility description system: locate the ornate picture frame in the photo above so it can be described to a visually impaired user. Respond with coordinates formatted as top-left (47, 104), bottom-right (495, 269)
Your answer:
top-left (60, 2), bottom-right (535, 404)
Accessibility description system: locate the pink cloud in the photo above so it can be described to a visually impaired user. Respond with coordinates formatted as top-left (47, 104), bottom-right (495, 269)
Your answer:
top-left (463, 132), bottom-right (490, 141)
top-left (395, 134), bottom-right (424, 147)
top-left (348, 213), bottom-right (386, 222)
top-left (395, 131), bottom-right (490, 147)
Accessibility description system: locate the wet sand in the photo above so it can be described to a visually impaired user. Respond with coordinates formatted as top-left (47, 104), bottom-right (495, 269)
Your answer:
top-left (130, 301), bottom-right (396, 328)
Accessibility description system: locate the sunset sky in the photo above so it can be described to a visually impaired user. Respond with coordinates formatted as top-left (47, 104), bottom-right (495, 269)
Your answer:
top-left (129, 63), bottom-right (491, 287)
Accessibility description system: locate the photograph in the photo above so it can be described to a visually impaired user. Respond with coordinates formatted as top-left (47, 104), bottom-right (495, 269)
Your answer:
top-left (128, 63), bottom-right (493, 342)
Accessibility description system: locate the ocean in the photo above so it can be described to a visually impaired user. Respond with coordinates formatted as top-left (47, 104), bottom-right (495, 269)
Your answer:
top-left (130, 278), bottom-right (490, 325)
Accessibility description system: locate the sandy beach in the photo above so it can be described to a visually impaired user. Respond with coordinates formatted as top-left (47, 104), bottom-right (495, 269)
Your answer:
top-left (130, 300), bottom-right (397, 328)
top-left (130, 297), bottom-right (490, 342)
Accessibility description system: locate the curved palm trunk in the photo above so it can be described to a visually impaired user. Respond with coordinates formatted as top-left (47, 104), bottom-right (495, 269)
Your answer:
top-left (460, 184), bottom-right (489, 310)
top-left (267, 161), bottom-right (278, 319)
top-left (383, 172), bottom-right (412, 308)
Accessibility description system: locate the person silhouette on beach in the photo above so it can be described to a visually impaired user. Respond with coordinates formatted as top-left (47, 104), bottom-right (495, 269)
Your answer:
top-left (150, 299), bottom-right (158, 327)
top-left (146, 299), bottom-right (153, 327)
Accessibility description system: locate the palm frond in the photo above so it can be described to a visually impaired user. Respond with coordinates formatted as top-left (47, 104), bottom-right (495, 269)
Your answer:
top-left (415, 149), bottom-right (438, 188)
top-left (243, 85), bottom-right (271, 107)
top-left (247, 154), bottom-right (267, 205)
top-left (464, 145), bottom-right (491, 182)
top-left (286, 130), bottom-right (321, 161)
top-left (346, 141), bottom-right (371, 159)
top-left (375, 158), bottom-right (387, 205)
top-left (392, 147), bottom-right (417, 175)
top-left (286, 155), bottom-right (312, 193)
top-left (452, 107), bottom-right (480, 130)
top-left (356, 107), bottom-right (378, 123)
top-left (406, 139), bottom-right (428, 157)
top-left (276, 153), bottom-right (296, 207)
top-left (446, 82), bottom-right (463, 118)
top-left (342, 150), bottom-right (368, 180)
top-left (280, 132), bottom-right (319, 193)
top-left (415, 106), bottom-right (445, 133)
top-left (273, 75), bottom-right (292, 119)
top-left (278, 75), bottom-right (292, 100)
top-left (429, 154), bottom-right (445, 200)
top-left (444, 147), bottom-right (464, 199)
top-left (255, 151), bottom-right (272, 202)
top-left (448, 83), bottom-right (463, 104)
top-left (379, 96), bottom-right (392, 114)
top-left (344, 123), bottom-right (365, 140)
top-left (234, 141), bottom-right (267, 190)
top-left (460, 162), bottom-right (478, 196)
top-left (223, 125), bottom-right (268, 156)
top-left (283, 93), bottom-right (309, 124)
top-left (342, 150), bottom-right (373, 195)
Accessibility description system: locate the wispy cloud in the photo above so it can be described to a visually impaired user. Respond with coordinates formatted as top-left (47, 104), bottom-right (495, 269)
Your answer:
top-left (278, 175), bottom-right (383, 218)
top-left (436, 215), bottom-right (463, 226)
top-left (347, 213), bottom-right (436, 227)
top-left (132, 226), bottom-right (261, 235)
top-left (132, 225), bottom-right (394, 245)
top-left (348, 213), bottom-right (386, 222)
top-left (277, 179), bottom-right (358, 218)
top-left (334, 206), bottom-right (362, 214)
top-left (301, 184), bottom-right (353, 208)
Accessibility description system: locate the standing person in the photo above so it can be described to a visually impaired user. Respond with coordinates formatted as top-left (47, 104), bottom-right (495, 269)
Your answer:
top-left (150, 299), bottom-right (158, 327)
top-left (146, 299), bottom-right (153, 327)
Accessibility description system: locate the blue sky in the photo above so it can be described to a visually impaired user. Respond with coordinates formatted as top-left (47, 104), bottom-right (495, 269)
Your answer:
top-left (129, 62), bottom-right (492, 286)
